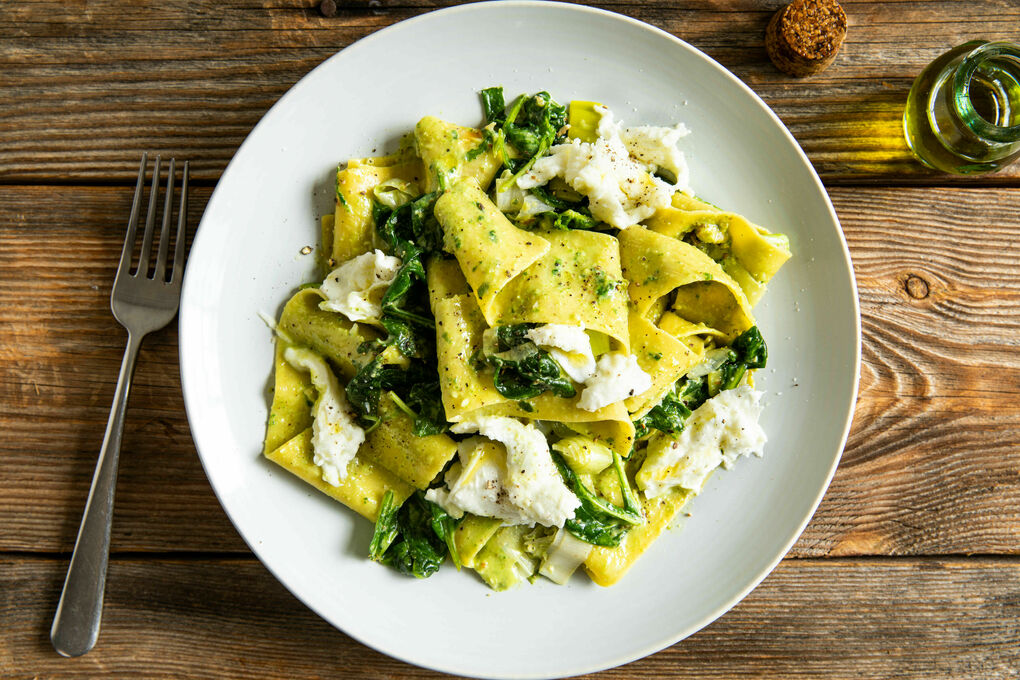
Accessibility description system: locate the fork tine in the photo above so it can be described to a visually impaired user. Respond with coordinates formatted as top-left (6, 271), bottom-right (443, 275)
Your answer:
top-left (170, 161), bottom-right (189, 285)
top-left (117, 153), bottom-right (148, 278)
top-left (153, 158), bottom-right (176, 281)
top-left (137, 155), bottom-right (161, 278)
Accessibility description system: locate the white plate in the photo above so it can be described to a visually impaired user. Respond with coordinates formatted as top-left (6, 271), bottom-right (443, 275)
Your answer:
top-left (179, 2), bottom-right (860, 677)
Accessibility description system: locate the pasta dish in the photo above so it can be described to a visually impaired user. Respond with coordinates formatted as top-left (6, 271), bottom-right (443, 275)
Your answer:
top-left (261, 88), bottom-right (791, 590)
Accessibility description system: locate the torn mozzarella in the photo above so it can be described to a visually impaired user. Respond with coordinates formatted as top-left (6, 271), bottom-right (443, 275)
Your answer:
top-left (318, 249), bottom-right (402, 326)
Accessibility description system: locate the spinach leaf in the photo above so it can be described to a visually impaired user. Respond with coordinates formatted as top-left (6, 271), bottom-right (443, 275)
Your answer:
top-left (552, 452), bottom-right (643, 548)
top-left (406, 381), bottom-right (448, 437)
top-left (343, 192), bottom-right (449, 436)
top-left (368, 489), bottom-right (400, 559)
top-left (493, 323), bottom-right (534, 350)
top-left (732, 326), bottom-right (768, 369)
top-left (409, 192), bottom-right (444, 253)
top-left (485, 323), bottom-right (576, 400)
top-left (503, 91), bottom-right (567, 159)
top-left (345, 355), bottom-right (413, 427)
top-left (428, 501), bottom-right (462, 570)
top-left (633, 389), bottom-right (693, 439)
top-left (479, 86), bottom-right (506, 126)
top-left (709, 326), bottom-right (769, 394)
top-left (370, 491), bottom-right (455, 579)
top-left (677, 374), bottom-right (711, 411)
top-left (529, 185), bottom-right (571, 211)
top-left (489, 344), bottom-right (576, 400)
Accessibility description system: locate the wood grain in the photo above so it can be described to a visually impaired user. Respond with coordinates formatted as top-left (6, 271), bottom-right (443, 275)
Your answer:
top-left (2, 0), bottom-right (1020, 183)
top-left (1, 555), bottom-right (1017, 678)
top-left (1, 184), bottom-right (1018, 556)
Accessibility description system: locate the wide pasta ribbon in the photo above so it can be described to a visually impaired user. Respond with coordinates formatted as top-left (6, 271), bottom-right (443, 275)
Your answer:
top-left (265, 289), bottom-right (458, 503)
top-left (434, 180), bottom-right (551, 323)
top-left (414, 116), bottom-right (502, 192)
top-left (327, 150), bottom-right (425, 266)
top-left (487, 228), bottom-right (631, 352)
top-left (624, 311), bottom-right (700, 419)
top-left (618, 227), bottom-right (755, 342)
top-left (644, 192), bottom-right (791, 305)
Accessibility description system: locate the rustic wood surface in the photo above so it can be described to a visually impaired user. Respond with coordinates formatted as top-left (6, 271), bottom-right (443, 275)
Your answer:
top-left (1, 0), bottom-right (1019, 678)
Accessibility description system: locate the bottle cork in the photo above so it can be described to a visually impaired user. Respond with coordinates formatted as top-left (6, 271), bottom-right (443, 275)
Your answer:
top-left (765, 0), bottom-right (847, 77)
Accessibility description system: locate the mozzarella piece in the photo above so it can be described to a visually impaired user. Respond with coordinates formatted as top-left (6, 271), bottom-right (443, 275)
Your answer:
top-left (525, 324), bottom-right (597, 384)
top-left (283, 346), bottom-right (365, 486)
top-left (450, 416), bottom-right (580, 528)
top-left (516, 105), bottom-right (690, 229)
top-left (318, 249), bottom-right (402, 325)
top-left (577, 352), bottom-right (652, 412)
top-left (425, 438), bottom-right (532, 525)
top-left (619, 123), bottom-right (690, 188)
top-left (637, 385), bottom-right (767, 498)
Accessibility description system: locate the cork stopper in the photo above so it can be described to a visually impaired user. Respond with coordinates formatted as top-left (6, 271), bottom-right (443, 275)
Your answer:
top-left (766, 0), bottom-right (847, 77)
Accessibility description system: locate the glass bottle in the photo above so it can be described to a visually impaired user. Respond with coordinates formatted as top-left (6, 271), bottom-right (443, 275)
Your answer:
top-left (903, 41), bottom-right (1020, 174)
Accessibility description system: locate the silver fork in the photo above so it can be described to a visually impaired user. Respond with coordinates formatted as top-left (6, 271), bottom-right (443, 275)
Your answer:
top-left (51, 153), bottom-right (190, 657)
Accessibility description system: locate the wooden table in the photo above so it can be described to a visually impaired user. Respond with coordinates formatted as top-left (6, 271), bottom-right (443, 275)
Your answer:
top-left (2, 1), bottom-right (1018, 677)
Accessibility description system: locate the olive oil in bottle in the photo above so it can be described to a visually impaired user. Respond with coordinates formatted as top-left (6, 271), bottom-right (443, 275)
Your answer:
top-left (903, 41), bottom-right (1020, 174)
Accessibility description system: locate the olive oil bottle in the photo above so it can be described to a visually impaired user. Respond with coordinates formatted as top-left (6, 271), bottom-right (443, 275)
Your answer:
top-left (904, 41), bottom-right (1020, 174)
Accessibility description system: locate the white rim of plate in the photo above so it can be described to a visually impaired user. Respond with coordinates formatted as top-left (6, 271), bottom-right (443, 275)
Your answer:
top-left (179, 2), bottom-right (863, 677)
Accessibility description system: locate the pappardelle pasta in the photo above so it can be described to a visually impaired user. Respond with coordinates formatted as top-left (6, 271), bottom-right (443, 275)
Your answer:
top-left (262, 88), bottom-right (791, 590)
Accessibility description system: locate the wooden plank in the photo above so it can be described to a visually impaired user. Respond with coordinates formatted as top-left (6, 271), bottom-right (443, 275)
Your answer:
top-left (803, 186), bottom-right (1020, 556)
top-left (2, 0), bottom-right (1020, 183)
top-left (1, 555), bottom-right (1017, 678)
top-left (1, 184), bottom-right (1018, 555)
top-left (0, 185), bottom-right (247, 554)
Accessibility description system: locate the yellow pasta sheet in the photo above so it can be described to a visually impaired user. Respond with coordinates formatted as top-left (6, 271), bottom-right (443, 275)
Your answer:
top-left (414, 116), bottom-right (502, 192)
top-left (453, 514), bottom-right (503, 569)
top-left (265, 428), bottom-right (413, 522)
top-left (646, 193), bottom-right (791, 305)
top-left (433, 293), bottom-right (634, 455)
top-left (273, 290), bottom-right (453, 489)
top-left (619, 227), bottom-right (754, 342)
top-left (434, 180), bottom-right (550, 323)
top-left (487, 229), bottom-right (631, 352)
top-left (624, 312), bottom-right (700, 418)
top-left (264, 342), bottom-right (315, 455)
top-left (426, 256), bottom-right (472, 313)
top-left (330, 153), bottom-right (425, 266)
top-left (657, 311), bottom-right (726, 355)
top-left (361, 395), bottom-right (457, 490)
top-left (277, 289), bottom-right (379, 380)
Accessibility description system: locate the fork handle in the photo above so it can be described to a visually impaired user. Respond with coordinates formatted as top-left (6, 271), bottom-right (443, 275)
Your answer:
top-left (51, 332), bottom-right (142, 657)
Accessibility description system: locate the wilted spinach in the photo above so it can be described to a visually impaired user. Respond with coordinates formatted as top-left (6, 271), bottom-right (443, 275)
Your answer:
top-left (553, 452), bottom-right (643, 547)
top-left (478, 86), bottom-right (567, 190)
top-left (405, 381), bottom-right (448, 437)
top-left (369, 490), bottom-right (459, 578)
top-left (633, 326), bottom-right (770, 438)
top-left (485, 323), bottom-right (575, 400)
top-left (342, 192), bottom-right (451, 436)
top-left (633, 390), bottom-right (693, 440)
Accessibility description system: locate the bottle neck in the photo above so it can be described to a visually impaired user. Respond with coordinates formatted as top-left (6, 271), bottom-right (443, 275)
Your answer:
top-left (951, 41), bottom-right (1020, 146)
